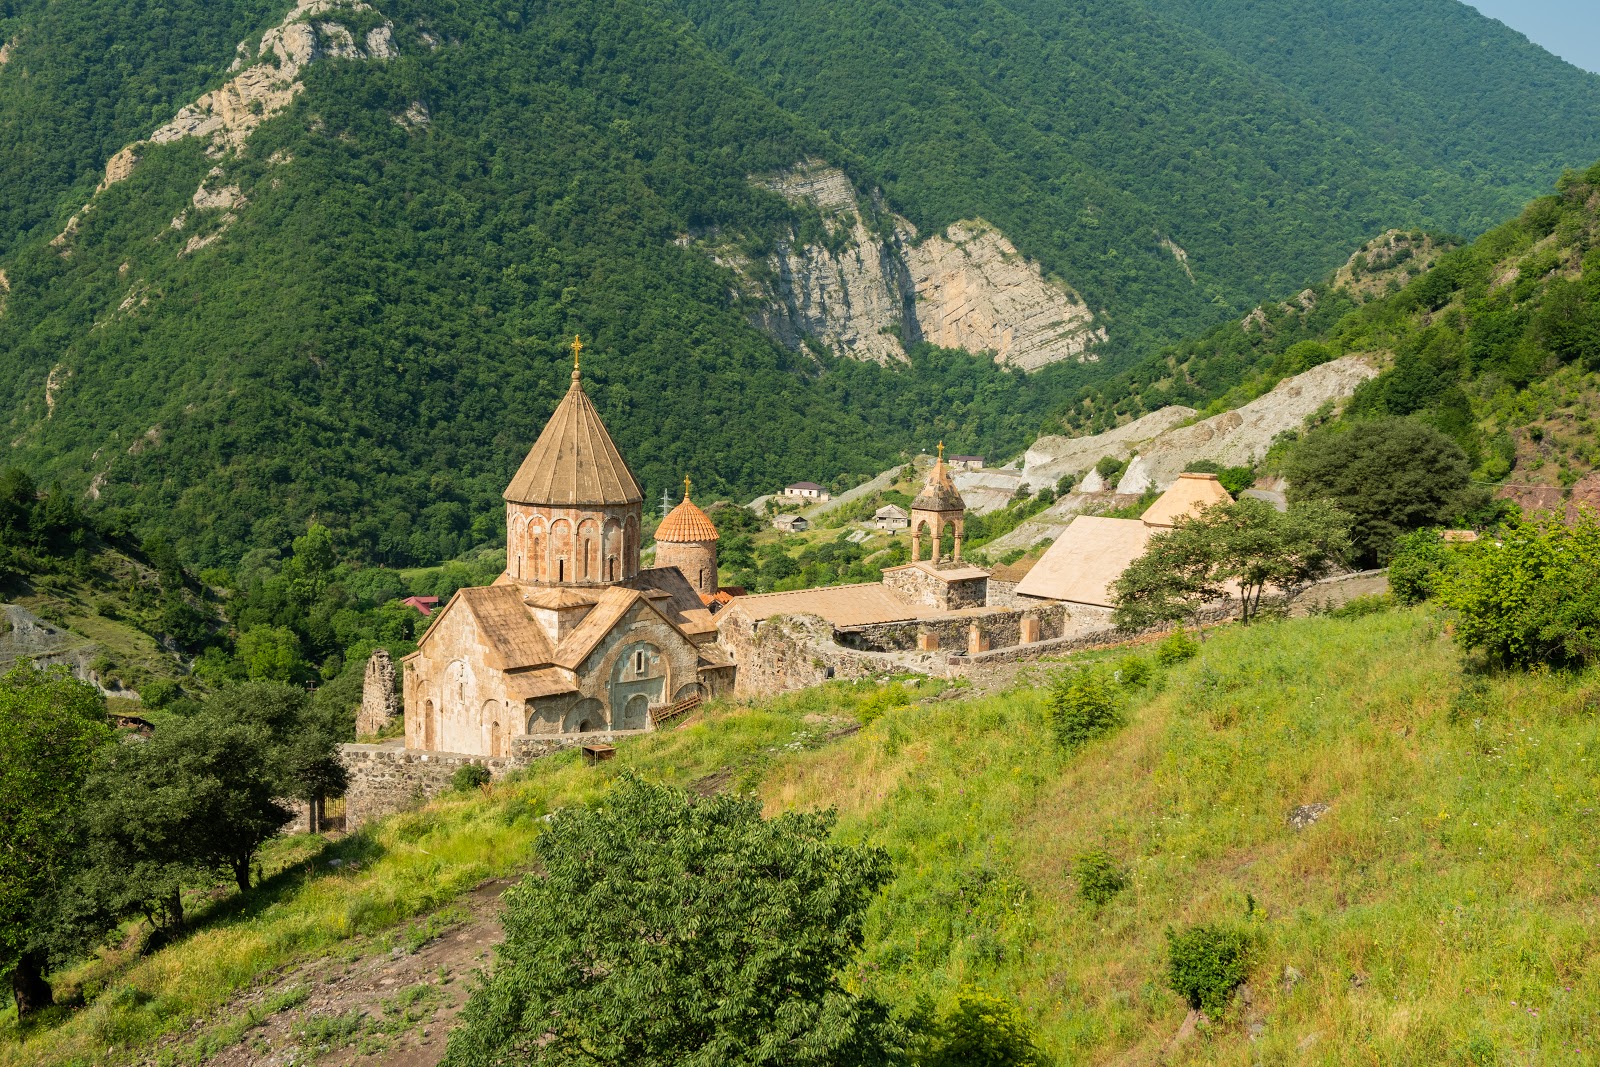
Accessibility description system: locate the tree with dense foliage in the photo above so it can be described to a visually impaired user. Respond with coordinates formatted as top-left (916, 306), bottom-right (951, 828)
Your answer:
top-left (1284, 419), bottom-right (1473, 566)
top-left (1440, 512), bottom-right (1600, 670)
top-left (1387, 528), bottom-right (1460, 605)
top-left (0, 664), bottom-right (111, 1017)
top-left (442, 776), bottom-right (898, 1067)
top-left (1114, 498), bottom-right (1351, 627)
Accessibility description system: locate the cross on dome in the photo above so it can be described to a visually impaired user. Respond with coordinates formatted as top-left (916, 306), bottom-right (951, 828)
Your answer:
top-left (571, 334), bottom-right (583, 380)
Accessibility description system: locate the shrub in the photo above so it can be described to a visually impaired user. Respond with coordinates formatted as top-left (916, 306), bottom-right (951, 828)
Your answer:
top-left (1166, 923), bottom-right (1253, 1016)
top-left (1047, 669), bottom-right (1124, 750)
top-left (451, 763), bottom-right (492, 792)
top-left (1441, 512), bottom-right (1600, 669)
top-left (1114, 654), bottom-right (1152, 689)
top-left (140, 677), bottom-right (181, 708)
top-left (1155, 629), bottom-right (1200, 666)
top-left (1073, 849), bottom-right (1129, 906)
top-left (1095, 455), bottom-right (1127, 483)
top-left (913, 987), bottom-right (1049, 1067)
top-left (1388, 528), bottom-right (1456, 605)
top-left (857, 681), bottom-right (913, 724)
top-left (442, 776), bottom-right (897, 1066)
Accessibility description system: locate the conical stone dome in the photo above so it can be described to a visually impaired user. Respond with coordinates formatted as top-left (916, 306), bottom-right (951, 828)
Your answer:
top-left (504, 368), bottom-right (644, 507)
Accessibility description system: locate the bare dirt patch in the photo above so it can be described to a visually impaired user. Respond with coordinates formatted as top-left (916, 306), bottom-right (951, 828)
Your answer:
top-left (151, 879), bottom-right (514, 1067)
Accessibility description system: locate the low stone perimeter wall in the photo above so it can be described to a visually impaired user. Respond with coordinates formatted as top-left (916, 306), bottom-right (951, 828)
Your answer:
top-left (341, 732), bottom-right (645, 830)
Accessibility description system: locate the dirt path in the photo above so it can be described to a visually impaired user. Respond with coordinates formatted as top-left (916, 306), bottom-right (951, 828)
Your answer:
top-left (151, 878), bottom-right (514, 1067)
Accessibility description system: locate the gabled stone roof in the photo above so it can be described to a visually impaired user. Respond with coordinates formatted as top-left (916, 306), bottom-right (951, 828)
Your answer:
top-left (912, 457), bottom-right (966, 513)
top-left (504, 369), bottom-right (644, 506)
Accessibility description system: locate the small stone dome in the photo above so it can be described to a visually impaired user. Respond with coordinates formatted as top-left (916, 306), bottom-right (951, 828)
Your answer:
top-left (656, 485), bottom-right (719, 543)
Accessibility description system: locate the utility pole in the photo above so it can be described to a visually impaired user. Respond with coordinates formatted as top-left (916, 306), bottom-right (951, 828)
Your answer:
top-left (660, 486), bottom-right (674, 519)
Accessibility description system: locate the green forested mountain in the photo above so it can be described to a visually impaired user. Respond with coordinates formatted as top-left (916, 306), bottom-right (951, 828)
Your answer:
top-left (2, 0), bottom-right (1599, 568)
top-left (655, 0), bottom-right (1600, 345)
top-left (1141, 0), bottom-right (1600, 197)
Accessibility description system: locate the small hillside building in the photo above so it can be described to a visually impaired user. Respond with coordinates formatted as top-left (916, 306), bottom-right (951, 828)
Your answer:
top-left (784, 481), bottom-right (831, 502)
top-left (873, 504), bottom-right (910, 531)
top-left (773, 514), bottom-right (810, 532)
top-left (949, 455), bottom-right (985, 472)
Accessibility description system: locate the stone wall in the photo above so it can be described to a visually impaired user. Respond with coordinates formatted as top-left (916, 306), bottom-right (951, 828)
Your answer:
top-left (839, 603), bottom-right (1073, 654)
top-left (341, 732), bottom-right (644, 830)
top-left (717, 611), bottom-right (955, 695)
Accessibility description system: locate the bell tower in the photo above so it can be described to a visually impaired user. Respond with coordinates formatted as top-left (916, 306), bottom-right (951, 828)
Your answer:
top-left (909, 443), bottom-right (966, 565)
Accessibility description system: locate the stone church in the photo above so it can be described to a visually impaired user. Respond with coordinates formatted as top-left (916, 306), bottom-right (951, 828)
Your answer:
top-left (401, 350), bottom-right (733, 756)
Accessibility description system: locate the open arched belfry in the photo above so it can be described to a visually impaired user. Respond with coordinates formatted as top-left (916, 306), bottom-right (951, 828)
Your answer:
top-left (910, 444), bottom-right (966, 564)
top-left (401, 339), bottom-right (733, 756)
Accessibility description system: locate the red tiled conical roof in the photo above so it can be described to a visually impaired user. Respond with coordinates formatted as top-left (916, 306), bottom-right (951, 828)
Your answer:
top-left (656, 482), bottom-right (719, 542)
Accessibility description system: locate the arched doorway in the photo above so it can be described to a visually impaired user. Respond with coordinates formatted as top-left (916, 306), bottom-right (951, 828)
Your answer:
top-left (622, 693), bottom-right (651, 730)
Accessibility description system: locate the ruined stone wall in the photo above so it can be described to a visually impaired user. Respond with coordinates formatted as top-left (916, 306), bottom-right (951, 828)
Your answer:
top-left (717, 611), bottom-right (954, 696)
top-left (342, 733), bottom-right (640, 829)
top-left (838, 604), bottom-right (1073, 654)
top-left (356, 649), bottom-right (399, 736)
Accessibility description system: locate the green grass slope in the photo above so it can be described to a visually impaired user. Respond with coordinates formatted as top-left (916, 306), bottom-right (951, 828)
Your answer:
top-left (8, 606), bottom-right (1598, 1063)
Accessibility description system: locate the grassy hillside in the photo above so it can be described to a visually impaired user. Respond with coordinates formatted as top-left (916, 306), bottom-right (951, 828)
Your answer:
top-left (8, 605), bottom-right (1599, 1063)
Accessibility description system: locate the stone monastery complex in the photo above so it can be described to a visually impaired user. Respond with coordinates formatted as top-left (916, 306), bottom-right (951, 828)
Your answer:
top-left (342, 341), bottom-right (1249, 825)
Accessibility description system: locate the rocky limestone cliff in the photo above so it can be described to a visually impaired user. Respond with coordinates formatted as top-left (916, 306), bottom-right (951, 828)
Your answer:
top-left (52, 0), bottom-right (396, 254)
top-left (707, 161), bottom-right (1104, 370)
top-left (1020, 355), bottom-right (1379, 492)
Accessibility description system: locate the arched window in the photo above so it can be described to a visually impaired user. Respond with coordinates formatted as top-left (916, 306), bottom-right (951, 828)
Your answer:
top-left (423, 699), bottom-right (435, 750)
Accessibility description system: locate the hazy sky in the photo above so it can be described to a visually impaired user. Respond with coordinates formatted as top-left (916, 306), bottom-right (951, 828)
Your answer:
top-left (1468, 1), bottom-right (1600, 73)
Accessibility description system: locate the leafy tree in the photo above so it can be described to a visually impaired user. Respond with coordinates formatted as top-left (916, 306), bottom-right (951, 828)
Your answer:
top-left (158, 709), bottom-right (292, 894)
top-left (1114, 498), bottom-right (1351, 627)
top-left (910, 988), bottom-right (1049, 1067)
top-left (80, 733), bottom-right (208, 937)
top-left (237, 625), bottom-right (308, 683)
top-left (0, 664), bottom-right (111, 1017)
top-left (1284, 418), bottom-right (1473, 566)
top-left (442, 776), bottom-right (898, 1067)
top-left (206, 681), bottom-right (349, 809)
top-left (1440, 512), bottom-right (1600, 670)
